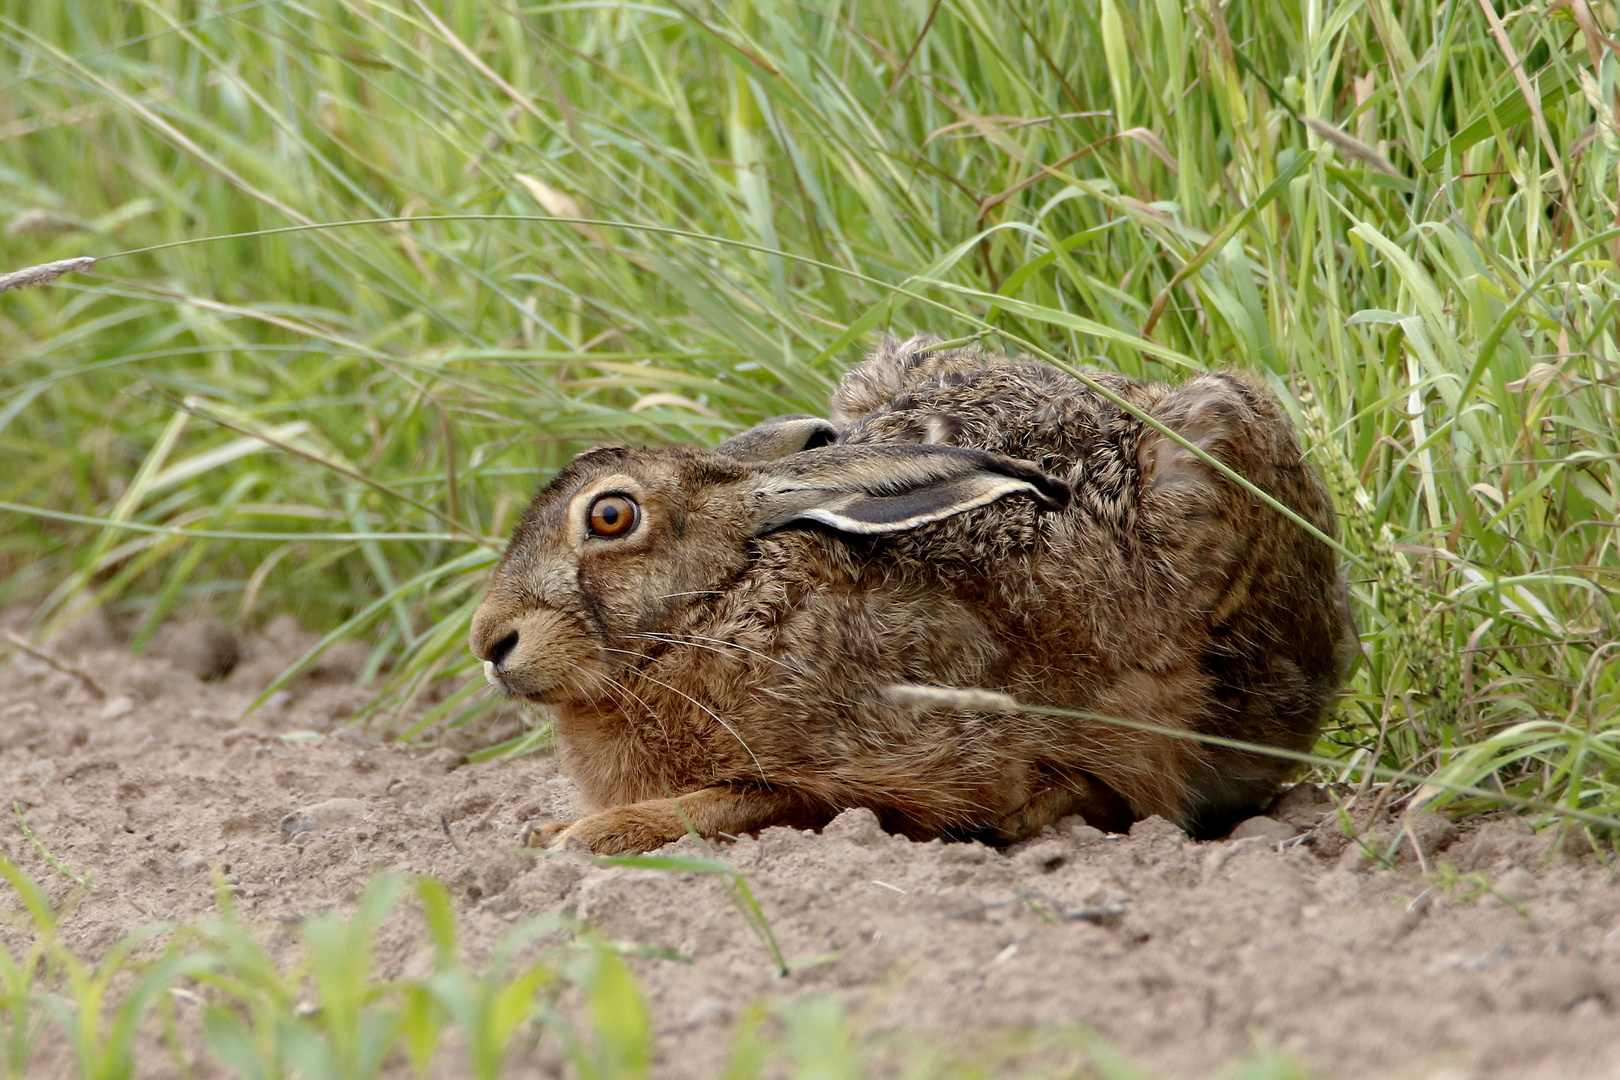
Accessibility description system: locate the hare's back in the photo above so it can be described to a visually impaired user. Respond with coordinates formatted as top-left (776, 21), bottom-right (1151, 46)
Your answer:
top-left (833, 340), bottom-right (1157, 484)
top-left (833, 334), bottom-right (1152, 423)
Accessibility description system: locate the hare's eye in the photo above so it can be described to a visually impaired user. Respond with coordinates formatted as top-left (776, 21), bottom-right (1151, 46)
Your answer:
top-left (587, 494), bottom-right (639, 538)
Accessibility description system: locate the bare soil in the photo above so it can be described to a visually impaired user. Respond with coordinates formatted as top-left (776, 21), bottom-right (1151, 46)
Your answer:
top-left (2, 612), bottom-right (1619, 1079)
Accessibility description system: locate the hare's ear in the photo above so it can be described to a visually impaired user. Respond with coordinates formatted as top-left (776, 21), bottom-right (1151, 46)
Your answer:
top-left (716, 415), bottom-right (838, 461)
top-left (747, 444), bottom-right (1070, 536)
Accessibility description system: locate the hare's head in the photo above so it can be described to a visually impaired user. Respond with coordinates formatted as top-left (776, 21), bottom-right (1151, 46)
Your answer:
top-left (468, 418), bottom-right (1070, 704)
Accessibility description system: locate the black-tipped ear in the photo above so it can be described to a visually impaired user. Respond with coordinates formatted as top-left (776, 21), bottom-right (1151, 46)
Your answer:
top-left (747, 444), bottom-right (1069, 536)
top-left (716, 415), bottom-right (839, 460)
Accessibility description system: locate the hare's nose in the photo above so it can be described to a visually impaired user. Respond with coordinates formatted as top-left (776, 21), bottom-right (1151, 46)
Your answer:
top-left (487, 629), bottom-right (519, 670)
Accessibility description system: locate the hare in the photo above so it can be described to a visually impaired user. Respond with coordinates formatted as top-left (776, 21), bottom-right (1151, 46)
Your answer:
top-left (469, 335), bottom-right (1357, 854)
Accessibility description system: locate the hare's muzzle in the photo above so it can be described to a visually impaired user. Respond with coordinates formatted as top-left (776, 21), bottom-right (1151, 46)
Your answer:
top-left (485, 628), bottom-right (520, 668)
top-left (468, 615), bottom-right (540, 698)
top-left (469, 602), bottom-right (600, 702)
top-left (476, 627), bottom-right (530, 696)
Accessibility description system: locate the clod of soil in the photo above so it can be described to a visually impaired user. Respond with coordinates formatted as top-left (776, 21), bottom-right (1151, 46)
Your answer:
top-left (150, 615), bottom-right (241, 682)
top-left (3, 616), bottom-right (1619, 1078)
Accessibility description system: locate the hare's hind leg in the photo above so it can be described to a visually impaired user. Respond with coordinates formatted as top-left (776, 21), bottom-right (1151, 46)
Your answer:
top-left (1133, 371), bottom-right (1326, 621)
top-left (1135, 371), bottom-right (1275, 507)
top-left (547, 785), bottom-right (833, 855)
top-left (1132, 372), bottom-right (1343, 833)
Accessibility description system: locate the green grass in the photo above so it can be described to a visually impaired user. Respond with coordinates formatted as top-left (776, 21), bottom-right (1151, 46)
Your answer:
top-left (1, 0), bottom-right (1619, 1070)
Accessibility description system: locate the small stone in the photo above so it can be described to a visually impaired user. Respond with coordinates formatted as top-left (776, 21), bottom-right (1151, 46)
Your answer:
top-left (262, 614), bottom-right (315, 651)
top-left (1494, 866), bottom-right (1535, 903)
top-left (175, 853), bottom-right (209, 875)
top-left (1518, 958), bottom-right (1605, 1011)
top-left (822, 806), bottom-right (885, 845)
top-left (154, 617), bottom-right (240, 681)
top-left (44, 607), bottom-right (117, 653)
top-left (227, 656), bottom-right (291, 694)
top-left (1201, 837), bottom-right (1273, 881)
top-left (20, 805), bottom-right (53, 830)
top-left (97, 696), bottom-right (134, 721)
top-left (280, 812), bottom-right (315, 841)
top-left (1303, 820), bottom-right (1351, 861)
top-left (1447, 817), bottom-right (1535, 872)
top-left (1057, 816), bottom-right (1106, 843)
top-left (1553, 826), bottom-right (1596, 860)
top-left (1266, 783), bottom-right (1336, 829)
top-left (1127, 815), bottom-right (1187, 844)
top-left (421, 748), bottom-right (465, 774)
top-left (279, 797), bottom-right (369, 842)
top-left (940, 840), bottom-right (991, 864)
top-left (682, 997), bottom-right (729, 1027)
top-left (316, 640), bottom-right (371, 683)
top-left (1337, 842), bottom-right (1373, 874)
top-left (1406, 812), bottom-right (1460, 858)
top-left (1227, 816), bottom-right (1297, 844)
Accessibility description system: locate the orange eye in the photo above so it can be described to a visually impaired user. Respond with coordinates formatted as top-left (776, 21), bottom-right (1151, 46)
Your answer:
top-left (587, 494), bottom-right (639, 538)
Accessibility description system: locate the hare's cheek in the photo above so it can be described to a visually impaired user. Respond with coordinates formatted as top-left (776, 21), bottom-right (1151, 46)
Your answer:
top-left (574, 560), bottom-right (657, 632)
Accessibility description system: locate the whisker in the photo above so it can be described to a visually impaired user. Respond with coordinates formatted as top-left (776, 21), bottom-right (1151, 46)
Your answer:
top-left (628, 631), bottom-right (867, 712)
top-left (593, 660), bottom-right (675, 752)
top-left (628, 630), bottom-right (795, 673)
top-left (591, 647), bottom-right (766, 782)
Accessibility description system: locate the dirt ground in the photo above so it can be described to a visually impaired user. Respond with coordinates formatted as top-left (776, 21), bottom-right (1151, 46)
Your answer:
top-left (2, 611), bottom-right (1619, 1079)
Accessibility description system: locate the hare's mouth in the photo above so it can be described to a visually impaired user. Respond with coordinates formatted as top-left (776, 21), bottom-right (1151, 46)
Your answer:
top-left (483, 659), bottom-right (565, 702)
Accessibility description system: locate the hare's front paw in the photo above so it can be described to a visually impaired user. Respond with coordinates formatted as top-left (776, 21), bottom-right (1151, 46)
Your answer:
top-left (529, 788), bottom-right (828, 854)
top-left (519, 819), bottom-right (571, 848)
top-left (542, 807), bottom-right (681, 855)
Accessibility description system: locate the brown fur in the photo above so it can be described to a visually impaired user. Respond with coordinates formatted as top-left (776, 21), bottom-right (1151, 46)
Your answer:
top-left (468, 336), bottom-right (1357, 853)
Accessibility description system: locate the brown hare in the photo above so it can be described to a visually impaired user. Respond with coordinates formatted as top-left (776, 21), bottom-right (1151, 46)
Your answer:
top-left (469, 335), bottom-right (1357, 854)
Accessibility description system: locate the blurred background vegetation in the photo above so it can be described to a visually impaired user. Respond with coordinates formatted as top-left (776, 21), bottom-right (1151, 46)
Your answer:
top-left (2, 0), bottom-right (1618, 820)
